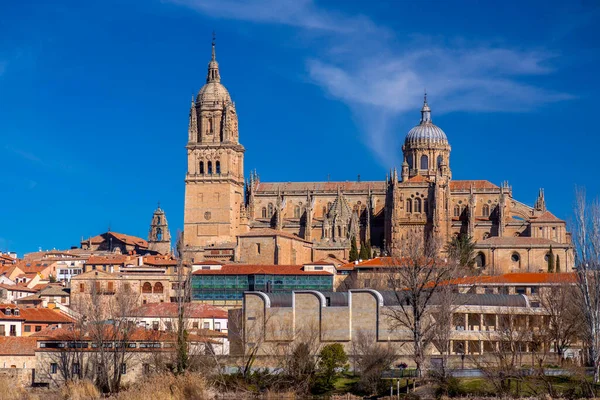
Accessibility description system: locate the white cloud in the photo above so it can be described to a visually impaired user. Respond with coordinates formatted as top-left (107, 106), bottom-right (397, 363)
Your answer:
top-left (169, 0), bottom-right (573, 167)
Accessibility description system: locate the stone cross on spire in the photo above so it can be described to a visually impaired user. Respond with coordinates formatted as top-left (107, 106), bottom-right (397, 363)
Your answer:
top-left (206, 32), bottom-right (220, 83)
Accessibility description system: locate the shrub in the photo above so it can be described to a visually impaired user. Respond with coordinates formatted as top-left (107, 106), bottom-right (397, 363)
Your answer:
top-left (61, 379), bottom-right (100, 400)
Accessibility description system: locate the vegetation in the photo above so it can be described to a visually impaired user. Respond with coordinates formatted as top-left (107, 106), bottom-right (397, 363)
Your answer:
top-left (359, 240), bottom-right (370, 261)
top-left (548, 245), bottom-right (555, 272)
top-left (313, 343), bottom-right (349, 393)
top-left (349, 236), bottom-right (359, 262)
top-left (445, 234), bottom-right (477, 269)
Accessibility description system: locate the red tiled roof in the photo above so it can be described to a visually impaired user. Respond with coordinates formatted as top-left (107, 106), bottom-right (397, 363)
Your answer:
top-left (143, 255), bottom-right (178, 266)
top-left (479, 236), bottom-right (567, 247)
top-left (405, 175), bottom-right (430, 183)
top-left (131, 303), bottom-right (227, 319)
top-left (238, 228), bottom-right (312, 243)
top-left (0, 283), bottom-right (38, 293)
top-left (255, 181), bottom-right (386, 192)
top-left (19, 308), bottom-right (75, 324)
top-left (192, 264), bottom-right (332, 276)
top-left (86, 255), bottom-right (132, 265)
top-left (0, 337), bottom-right (37, 356)
top-left (533, 211), bottom-right (564, 223)
top-left (83, 232), bottom-right (148, 248)
top-left (450, 180), bottom-right (499, 191)
top-left (449, 272), bottom-right (577, 286)
top-left (0, 254), bottom-right (17, 264)
top-left (193, 260), bottom-right (223, 265)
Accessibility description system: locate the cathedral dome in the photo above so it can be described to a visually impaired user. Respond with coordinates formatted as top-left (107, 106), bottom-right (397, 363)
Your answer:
top-left (197, 81), bottom-right (231, 104)
top-left (404, 97), bottom-right (448, 147)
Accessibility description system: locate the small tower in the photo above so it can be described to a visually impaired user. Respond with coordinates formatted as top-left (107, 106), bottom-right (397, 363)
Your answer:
top-left (148, 203), bottom-right (171, 254)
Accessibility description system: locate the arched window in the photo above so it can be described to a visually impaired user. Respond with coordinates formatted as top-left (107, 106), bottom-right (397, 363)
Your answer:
top-left (475, 252), bottom-right (486, 268)
top-left (406, 199), bottom-right (412, 213)
top-left (482, 204), bottom-right (490, 217)
top-left (208, 118), bottom-right (213, 134)
top-left (414, 198), bottom-right (422, 213)
top-left (142, 282), bottom-right (152, 293)
top-left (261, 207), bottom-right (267, 218)
top-left (267, 203), bottom-right (274, 218)
top-left (199, 161), bottom-right (204, 174)
top-left (215, 161), bottom-right (221, 174)
top-left (420, 155), bottom-right (428, 170)
top-left (156, 228), bottom-right (163, 241)
top-left (406, 154), bottom-right (413, 169)
top-left (294, 206), bottom-right (301, 219)
top-left (437, 155), bottom-right (443, 168)
top-left (453, 205), bottom-right (460, 217)
top-left (207, 161), bottom-right (213, 175)
top-left (153, 282), bottom-right (164, 294)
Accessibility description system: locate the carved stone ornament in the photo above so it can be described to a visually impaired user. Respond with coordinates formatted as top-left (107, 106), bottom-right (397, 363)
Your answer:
top-left (204, 211), bottom-right (212, 220)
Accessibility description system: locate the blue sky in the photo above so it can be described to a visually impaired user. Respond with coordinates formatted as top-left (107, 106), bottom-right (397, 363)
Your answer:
top-left (1, 0), bottom-right (599, 256)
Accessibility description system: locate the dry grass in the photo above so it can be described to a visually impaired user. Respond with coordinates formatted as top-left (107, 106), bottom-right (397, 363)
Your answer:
top-left (0, 375), bottom-right (41, 400)
top-left (110, 373), bottom-right (213, 400)
top-left (59, 379), bottom-right (100, 400)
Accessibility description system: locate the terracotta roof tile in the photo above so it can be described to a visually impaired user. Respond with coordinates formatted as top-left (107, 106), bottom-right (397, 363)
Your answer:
top-left (143, 255), bottom-right (178, 266)
top-left (19, 308), bottom-right (75, 324)
top-left (192, 264), bottom-right (332, 276)
top-left (83, 232), bottom-right (148, 248)
top-left (533, 211), bottom-right (564, 222)
top-left (0, 337), bottom-right (37, 356)
top-left (450, 180), bottom-right (499, 191)
top-left (404, 175), bottom-right (430, 183)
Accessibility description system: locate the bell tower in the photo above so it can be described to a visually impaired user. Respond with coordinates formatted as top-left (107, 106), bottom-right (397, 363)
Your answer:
top-left (148, 203), bottom-right (171, 255)
top-left (183, 36), bottom-right (246, 262)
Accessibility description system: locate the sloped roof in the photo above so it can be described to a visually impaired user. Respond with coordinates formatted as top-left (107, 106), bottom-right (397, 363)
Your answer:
top-left (19, 308), bottom-right (75, 324)
top-left (131, 303), bottom-right (227, 319)
top-left (143, 255), bottom-right (178, 266)
top-left (450, 180), bottom-right (499, 190)
top-left (255, 181), bottom-right (386, 193)
top-left (86, 255), bottom-right (132, 265)
top-left (449, 272), bottom-right (577, 286)
top-left (192, 264), bottom-right (332, 276)
top-left (533, 211), bottom-right (564, 223)
top-left (405, 175), bottom-right (430, 183)
top-left (0, 283), bottom-right (38, 293)
top-left (0, 337), bottom-right (37, 356)
top-left (83, 232), bottom-right (148, 248)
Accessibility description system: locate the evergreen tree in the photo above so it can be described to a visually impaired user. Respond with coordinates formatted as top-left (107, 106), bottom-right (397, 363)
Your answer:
top-left (359, 240), bottom-right (369, 260)
top-left (349, 236), bottom-right (359, 262)
top-left (547, 246), bottom-right (555, 273)
top-left (445, 234), bottom-right (477, 268)
top-left (556, 255), bottom-right (561, 273)
top-left (366, 241), bottom-right (372, 259)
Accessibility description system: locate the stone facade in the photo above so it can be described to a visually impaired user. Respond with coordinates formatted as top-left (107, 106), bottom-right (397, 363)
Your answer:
top-left (183, 41), bottom-right (573, 271)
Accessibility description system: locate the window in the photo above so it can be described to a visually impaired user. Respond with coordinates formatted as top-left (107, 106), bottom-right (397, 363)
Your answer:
top-left (314, 266), bottom-right (323, 271)
top-left (35, 326), bottom-right (42, 332)
top-left (406, 154), bottom-right (413, 169)
top-left (420, 155), bottom-right (428, 170)
top-left (142, 282), bottom-right (152, 293)
top-left (511, 253), bottom-right (520, 263)
top-left (294, 206), bottom-right (301, 219)
top-left (256, 243), bottom-right (261, 255)
top-left (24, 325), bottom-right (31, 333)
top-left (152, 321), bottom-right (159, 330)
top-left (199, 161), bottom-right (204, 174)
top-left (207, 161), bottom-right (213, 175)
top-left (50, 363), bottom-right (57, 374)
top-left (437, 155), bottom-right (443, 168)
top-left (121, 363), bottom-right (127, 375)
top-left (414, 198), bottom-right (422, 213)
top-left (215, 160), bottom-right (221, 174)
top-left (406, 199), bottom-right (412, 213)
top-left (61, 296), bottom-right (67, 304)
top-left (215, 322), bottom-right (221, 332)
top-left (79, 283), bottom-right (85, 292)
top-left (10, 325), bottom-right (16, 336)
top-left (482, 204), bottom-right (490, 217)
top-left (475, 252), bottom-right (486, 268)
top-left (261, 207), bottom-right (267, 218)
top-left (107, 281), bottom-right (114, 293)
top-left (156, 227), bottom-right (163, 241)
top-left (454, 205), bottom-right (460, 217)
top-left (192, 322), bottom-right (199, 329)
top-left (95, 281), bottom-right (101, 293)
top-left (203, 322), bottom-right (210, 329)
top-left (153, 282), bottom-right (164, 293)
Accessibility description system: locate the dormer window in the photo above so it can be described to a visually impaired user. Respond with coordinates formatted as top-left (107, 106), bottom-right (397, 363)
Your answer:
top-left (5, 309), bottom-right (12, 316)
top-left (13, 309), bottom-right (19, 316)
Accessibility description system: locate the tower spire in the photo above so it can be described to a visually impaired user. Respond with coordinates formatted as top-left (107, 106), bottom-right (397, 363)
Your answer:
top-left (420, 89), bottom-right (431, 124)
top-left (206, 32), bottom-right (220, 83)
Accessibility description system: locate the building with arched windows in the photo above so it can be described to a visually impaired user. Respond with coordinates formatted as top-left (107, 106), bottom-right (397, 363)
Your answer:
top-left (183, 39), bottom-right (573, 274)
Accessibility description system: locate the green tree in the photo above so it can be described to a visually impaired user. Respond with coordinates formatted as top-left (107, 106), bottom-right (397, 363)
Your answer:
top-left (366, 241), bottom-right (372, 259)
top-left (547, 246), bottom-right (555, 273)
top-left (349, 236), bottom-right (359, 262)
top-left (445, 234), bottom-right (477, 268)
top-left (556, 255), bottom-right (561, 273)
top-left (359, 240), bottom-right (370, 260)
top-left (48, 274), bottom-right (57, 283)
top-left (313, 343), bottom-right (348, 393)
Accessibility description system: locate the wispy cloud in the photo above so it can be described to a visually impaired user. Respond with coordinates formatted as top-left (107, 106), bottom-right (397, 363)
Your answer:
top-left (4, 145), bottom-right (43, 164)
top-left (170, 0), bottom-right (574, 166)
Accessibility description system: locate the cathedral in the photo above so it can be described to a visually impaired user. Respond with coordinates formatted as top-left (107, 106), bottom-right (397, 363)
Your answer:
top-left (182, 40), bottom-right (573, 274)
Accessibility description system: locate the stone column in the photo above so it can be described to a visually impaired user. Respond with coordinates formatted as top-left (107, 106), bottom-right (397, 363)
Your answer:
top-left (464, 313), bottom-right (468, 330)
top-left (479, 313), bottom-right (483, 331)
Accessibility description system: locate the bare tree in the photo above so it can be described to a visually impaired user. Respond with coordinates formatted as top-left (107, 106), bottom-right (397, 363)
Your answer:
top-left (572, 187), bottom-right (600, 382)
top-left (351, 329), bottom-right (397, 395)
top-left (384, 231), bottom-right (461, 377)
